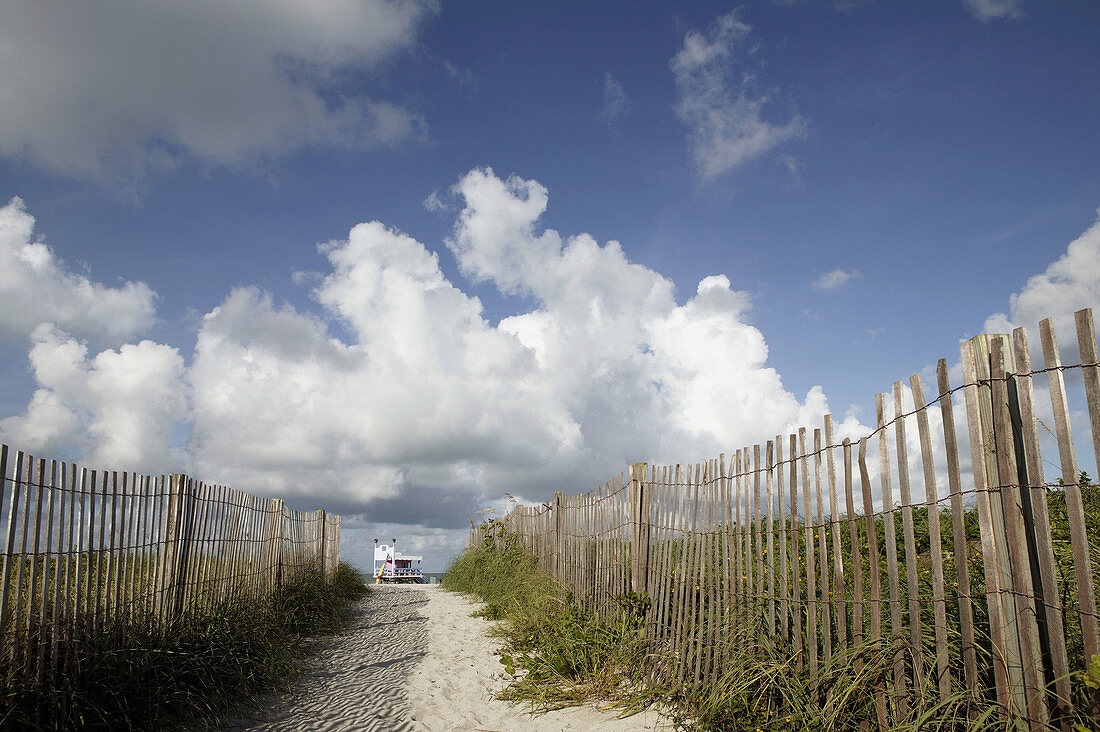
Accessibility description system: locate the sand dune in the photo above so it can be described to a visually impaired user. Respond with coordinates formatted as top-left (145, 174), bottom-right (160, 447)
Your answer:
top-left (225, 585), bottom-right (668, 731)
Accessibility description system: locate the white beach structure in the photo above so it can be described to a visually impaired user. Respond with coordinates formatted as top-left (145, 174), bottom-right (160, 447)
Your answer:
top-left (373, 540), bottom-right (425, 583)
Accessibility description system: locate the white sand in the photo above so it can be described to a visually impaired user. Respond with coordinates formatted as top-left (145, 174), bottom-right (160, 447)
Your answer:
top-left (224, 584), bottom-right (668, 731)
top-left (406, 585), bottom-right (669, 731)
top-left (224, 585), bottom-right (430, 731)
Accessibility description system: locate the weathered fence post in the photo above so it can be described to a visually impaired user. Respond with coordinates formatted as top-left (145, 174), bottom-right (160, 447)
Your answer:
top-left (317, 509), bottom-right (327, 578)
top-left (172, 476), bottom-right (199, 619)
top-left (265, 499), bottom-right (284, 592)
top-left (963, 334), bottom-right (1051, 726)
top-left (990, 337), bottom-right (1049, 728)
top-left (331, 514), bottom-right (341, 578)
top-left (962, 337), bottom-right (1023, 711)
top-left (0, 445), bottom-right (17, 640)
top-left (552, 492), bottom-right (563, 584)
top-left (156, 474), bottom-right (181, 623)
top-left (157, 474), bottom-right (196, 622)
top-left (631, 462), bottom-right (650, 596)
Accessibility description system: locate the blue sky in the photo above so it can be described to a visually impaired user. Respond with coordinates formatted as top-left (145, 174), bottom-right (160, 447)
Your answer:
top-left (1, 0), bottom-right (1098, 571)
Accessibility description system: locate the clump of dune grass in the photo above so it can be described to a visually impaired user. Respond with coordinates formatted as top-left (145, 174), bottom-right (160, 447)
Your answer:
top-left (0, 561), bottom-right (369, 731)
top-left (442, 531), bottom-right (557, 622)
top-left (659, 617), bottom-right (1100, 730)
top-left (656, 631), bottom-right (1018, 731)
top-left (443, 529), bottom-right (649, 712)
top-left (443, 526), bottom-right (1093, 730)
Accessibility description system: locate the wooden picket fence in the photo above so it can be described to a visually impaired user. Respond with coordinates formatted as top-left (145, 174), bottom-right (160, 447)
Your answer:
top-left (0, 451), bottom-right (340, 682)
top-left (478, 308), bottom-right (1100, 730)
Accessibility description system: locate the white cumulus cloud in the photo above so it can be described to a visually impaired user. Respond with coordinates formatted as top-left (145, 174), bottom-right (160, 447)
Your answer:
top-left (187, 217), bottom-right (576, 508)
top-left (0, 197), bottom-right (157, 343)
top-left (0, 0), bottom-right (435, 181)
top-left (1, 175), bottom-right (866, 567)
top-left (671, 10), bottom-right (807, 180)
top-left (0, 324), bottom-right (187, 471)
top-left (446, 168), bottom-right (847, 462)
top-left (984, 211), bottom-right (1100, 338)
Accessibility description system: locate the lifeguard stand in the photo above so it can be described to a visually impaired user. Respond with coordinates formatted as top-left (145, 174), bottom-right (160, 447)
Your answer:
top-left (373, 539), bottom-right (424, 583)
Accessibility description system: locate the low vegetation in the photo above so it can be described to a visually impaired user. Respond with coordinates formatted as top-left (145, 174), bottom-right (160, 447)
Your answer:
top-left (0, 561), bottom-right (369, 730)
top-left (444, 523), bottom-right (1100, 730)
top-left (443, 530), bottom-right (649, 711)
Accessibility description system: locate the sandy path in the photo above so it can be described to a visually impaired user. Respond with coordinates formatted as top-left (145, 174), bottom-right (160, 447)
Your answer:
top-left (225, 585), bottom-right (430, 731)
top-left (406, 586), bottom-right (667, 731)
top-left (224, 585), bottom-right (667, 731)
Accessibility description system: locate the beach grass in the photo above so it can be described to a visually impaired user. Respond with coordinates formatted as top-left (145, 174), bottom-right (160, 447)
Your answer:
top-left (0, 561), bottom-right (369, 730)
top-left (443, 530), bottom-right (1100, 730)
top-left (443, 534), bottom-right (649, 712)
top-left (653, 629), bottom-right (1024, 731)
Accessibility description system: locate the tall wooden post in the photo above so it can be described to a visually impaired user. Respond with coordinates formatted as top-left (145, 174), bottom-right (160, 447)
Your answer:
top-left (993, 338), bottom-right (1055, 728)
top-left (265, 499), bottom-right (285, 591)
top-left (332, 515), bottom-right (341, 575)
top-left (317, 509), bottom-right (327, 578)
top-left (963, 334), bottom-right (1043, 723)
top-left (552, 493), bottom-right (563, 583)
top-left (157, 475), bottom-right (182, 623)
top-left (165, 475), bottom-right (197, 621)
top-left (631, 462), bottom-right (650, 596)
